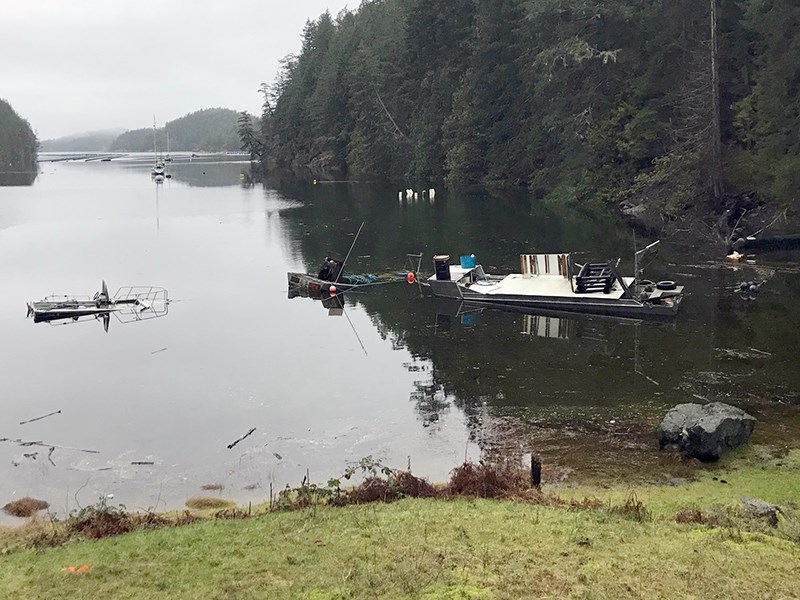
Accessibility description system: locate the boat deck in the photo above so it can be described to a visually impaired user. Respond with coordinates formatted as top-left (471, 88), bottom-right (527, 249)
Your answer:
top-left (464, 273), bottom-right (635, 299)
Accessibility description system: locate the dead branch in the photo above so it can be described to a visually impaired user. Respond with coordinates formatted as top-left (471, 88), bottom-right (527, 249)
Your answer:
top-left (374, 89), bottom-right (406, 138)
top-left (227, 427), bottom-right (256, 449)
top-left (0, 437), bottom-right (99, 454)
top-left (19, 409), bottom-right (61, 425)
top-left (749, 207), bottom-right (789, 238)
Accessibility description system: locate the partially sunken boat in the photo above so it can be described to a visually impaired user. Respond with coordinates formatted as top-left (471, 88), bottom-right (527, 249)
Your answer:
top-left (287, 256), bottom-right (389, 297)
top-left (424, 242), bottom-right (684, 318)
top-left (27, 281), bottom-right (169, 331)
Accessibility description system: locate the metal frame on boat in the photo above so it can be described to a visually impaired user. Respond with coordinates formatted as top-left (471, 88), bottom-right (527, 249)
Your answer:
top-left (27, 281), bottom-right (169, 331)
top-left (424, 242), bottom-right (684, 318)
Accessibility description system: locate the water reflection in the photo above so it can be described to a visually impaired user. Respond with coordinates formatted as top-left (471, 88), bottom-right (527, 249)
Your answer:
top-left (287, 285), bottom-right (346, 317)
top-left (1, 161), bottom-right (799, 522)
top-left (267, 176), bottom-right (800, 475)
top-left (0, 171), bottom-right (37, 186)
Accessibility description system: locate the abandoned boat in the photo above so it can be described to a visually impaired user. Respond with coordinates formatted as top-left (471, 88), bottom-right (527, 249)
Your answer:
top-left (27, 281), bottom-right (169, 330)
top-left (287, 257), bottom-right (382, 296)
top-left (424, 242), bottom-right (684, 318)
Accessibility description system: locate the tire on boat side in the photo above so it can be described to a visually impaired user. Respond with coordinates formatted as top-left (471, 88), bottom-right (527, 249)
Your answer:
top-left (656, 280), bottom-right (677, 291)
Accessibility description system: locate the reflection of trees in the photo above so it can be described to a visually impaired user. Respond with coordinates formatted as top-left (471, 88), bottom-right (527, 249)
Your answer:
top-left (164, 160), bottom-right (254, 188)
top-left (271, 180), bottom-right (638, 279)
top-left (269, 176), bottom-right (800, 444)
top-left (0, 172), bottom-right (37, 186)
top-left (407, 362), bottom-right (451, 428)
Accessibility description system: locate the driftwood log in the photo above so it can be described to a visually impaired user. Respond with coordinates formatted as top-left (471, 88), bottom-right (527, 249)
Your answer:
top-left (227, 428), bottom-right (256, 449)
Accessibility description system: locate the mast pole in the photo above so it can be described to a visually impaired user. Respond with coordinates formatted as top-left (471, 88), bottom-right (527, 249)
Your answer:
top-left (335, 222), bottom-right (365, 284)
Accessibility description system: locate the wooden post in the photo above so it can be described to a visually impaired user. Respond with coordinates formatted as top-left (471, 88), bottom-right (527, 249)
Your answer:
top-left (530, 454), bottom-right (542, 488)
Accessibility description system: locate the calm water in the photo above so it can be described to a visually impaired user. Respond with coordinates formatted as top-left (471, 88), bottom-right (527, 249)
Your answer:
top-left (1, 157), bottom-right (799, 519)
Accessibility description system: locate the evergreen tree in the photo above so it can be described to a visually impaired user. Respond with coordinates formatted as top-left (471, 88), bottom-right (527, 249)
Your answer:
top-left (0, 98), bottom-right (38, 185)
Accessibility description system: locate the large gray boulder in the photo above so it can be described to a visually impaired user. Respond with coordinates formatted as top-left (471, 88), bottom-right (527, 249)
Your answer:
top-left (658, 402), bottom-right (757, 461)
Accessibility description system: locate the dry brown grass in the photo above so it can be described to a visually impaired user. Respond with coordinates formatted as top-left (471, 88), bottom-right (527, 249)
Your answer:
top-left (675, 508), bottom-right (708, 524)
top-left (2, 497), bottom-right (49, 518)
top-left (393, 470), bottom-right (438, 498)
top-left (609, 492), bottom-right (652, 522)
top-left (446, 462), bottom-right (530, 498)
top-left (185, 496), bottom-right (235, 510)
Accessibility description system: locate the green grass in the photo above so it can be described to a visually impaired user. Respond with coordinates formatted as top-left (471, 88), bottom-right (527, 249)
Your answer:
top-left (2, 448), bottom-right (800, 599)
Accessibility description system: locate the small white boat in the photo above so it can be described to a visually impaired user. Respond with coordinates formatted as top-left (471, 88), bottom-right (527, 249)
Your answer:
top-left (424, 242), bottom-right (684, 319)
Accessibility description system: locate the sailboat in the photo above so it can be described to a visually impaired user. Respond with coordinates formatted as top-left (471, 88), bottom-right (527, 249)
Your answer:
top-left (151, 117), bottom-right (165, 177)
top-left (164, 128), bottom-right (173, 162)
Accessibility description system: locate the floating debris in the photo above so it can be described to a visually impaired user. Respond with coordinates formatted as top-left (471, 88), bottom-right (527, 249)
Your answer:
top-left (227, 427), bottom-right (256, 449)
top-left (19, 409), bottom-right (61, 425)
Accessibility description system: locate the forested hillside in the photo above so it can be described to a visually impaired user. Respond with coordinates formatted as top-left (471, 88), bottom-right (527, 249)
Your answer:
top-left (246, 0), bottom-right (799, 221)
top-left (40, 129), bottom-right (125, 152)
top-left (110, 108), bottom-right (240, 152)
top-left (0, 98), bottom-right (38, 185)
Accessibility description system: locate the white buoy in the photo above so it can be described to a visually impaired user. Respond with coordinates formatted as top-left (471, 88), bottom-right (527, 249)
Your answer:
top-left (429, 188), bottom-right (436, 200)
top-left (398, 191), bottom-right (403, 202)
top-left (413, 191), bottom-right (418, 200)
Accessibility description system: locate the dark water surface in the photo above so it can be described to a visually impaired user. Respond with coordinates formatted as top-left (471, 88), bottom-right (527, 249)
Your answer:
top-left (1, 157), bottom-right (799, 520)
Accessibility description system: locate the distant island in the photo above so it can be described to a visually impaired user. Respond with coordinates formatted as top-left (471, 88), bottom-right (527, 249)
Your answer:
top-left (0, 98), bottom-right (38, 185)
top-left (40, 129), bottom-right (125, 152)
top-left (110, 108), bottom-right (241, 153)
top-left (42, 108), bottom-right (242, 154)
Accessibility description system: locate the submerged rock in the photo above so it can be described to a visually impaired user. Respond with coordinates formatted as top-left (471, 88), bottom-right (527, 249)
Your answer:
top-left (658, 402), bottom-right (757, 461)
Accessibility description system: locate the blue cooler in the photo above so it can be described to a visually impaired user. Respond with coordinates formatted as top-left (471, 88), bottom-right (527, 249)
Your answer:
top-left (460, 254), bottom-right (476, 269)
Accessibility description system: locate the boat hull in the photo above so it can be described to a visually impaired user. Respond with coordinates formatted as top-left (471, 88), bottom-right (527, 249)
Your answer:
top-left (287, 273), bottom-right (359, 297)
top-left (426, 277), bottom-right (681, 319)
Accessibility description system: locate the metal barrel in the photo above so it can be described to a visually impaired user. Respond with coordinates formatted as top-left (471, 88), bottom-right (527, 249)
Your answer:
top-left (433, 255), bottom-right (451, 281)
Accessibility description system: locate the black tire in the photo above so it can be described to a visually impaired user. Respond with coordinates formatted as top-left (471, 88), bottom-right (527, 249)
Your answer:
top-left (656, 280), bottom-right (677, 291)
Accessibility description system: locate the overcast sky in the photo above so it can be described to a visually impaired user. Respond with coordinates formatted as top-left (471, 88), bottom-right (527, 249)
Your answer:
top-left (1, 0), bottom-right (352, 139)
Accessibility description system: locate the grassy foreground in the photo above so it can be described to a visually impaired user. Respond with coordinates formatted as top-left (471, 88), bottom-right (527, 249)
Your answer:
top-left (2, 449), bottom-right (800, 599)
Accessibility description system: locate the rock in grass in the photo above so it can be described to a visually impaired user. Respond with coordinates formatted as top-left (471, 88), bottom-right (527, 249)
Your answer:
top-left (658, 402), bottom-right (756, 461)
top-left (741, 497), bottom-right (779, 527)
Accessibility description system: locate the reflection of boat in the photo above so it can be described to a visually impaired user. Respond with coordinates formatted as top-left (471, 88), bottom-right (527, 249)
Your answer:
top-left (434, 296), bottom-right (644, 326)
top-left (27, 281), bottom-right (169, 332)
top-left (288, 284), bottom-right (345, 316)
top-left (424, 242), bottom-right (684, 318)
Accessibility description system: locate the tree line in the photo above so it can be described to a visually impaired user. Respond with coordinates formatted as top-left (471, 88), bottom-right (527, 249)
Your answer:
top-left (240, 0), bottom-right (799, 216)
top-left (0, 98), bottom-right (38, 185)
top-left (110, 108), bottom-right (242, 153)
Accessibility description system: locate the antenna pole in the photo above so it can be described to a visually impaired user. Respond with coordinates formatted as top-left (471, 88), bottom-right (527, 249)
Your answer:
top-left (335, 222), bottom-right (365, 284)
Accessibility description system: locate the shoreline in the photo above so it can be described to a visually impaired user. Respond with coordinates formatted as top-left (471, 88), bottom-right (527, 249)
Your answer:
top-left (2, 445), bottom-right (799, 598)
